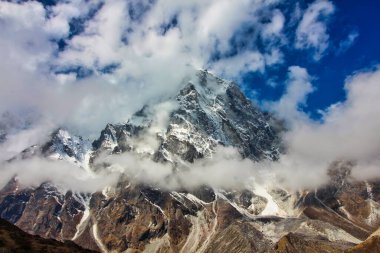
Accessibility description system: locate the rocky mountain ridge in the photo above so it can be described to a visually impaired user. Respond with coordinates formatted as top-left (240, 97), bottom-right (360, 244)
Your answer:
top-left (0, 70), bottom-right (380, 252)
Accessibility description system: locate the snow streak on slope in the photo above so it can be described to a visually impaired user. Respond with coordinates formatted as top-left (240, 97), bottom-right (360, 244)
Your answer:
top-left (365, 182), bottom-right (380, 226)
top-left (72, 194), bottom-right (91, 241)
top-left (171, 190), bottom-right (219, 253)
top-left (197, 198), bottom-right (218, 253)
top-left (93, 223), bottom-right (108, 253)
top-left (253, 184), bottom-right (283, 216)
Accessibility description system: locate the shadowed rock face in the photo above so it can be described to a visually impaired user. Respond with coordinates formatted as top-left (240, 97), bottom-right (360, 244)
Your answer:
top-left (0, 218), bottom-right (96, 253)
top-left (1, 71), bottom-right (380, 253)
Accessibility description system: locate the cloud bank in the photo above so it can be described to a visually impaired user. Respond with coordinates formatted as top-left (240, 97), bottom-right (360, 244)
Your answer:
top-left (4, 66), bottom-right (380, 193)
top-left (270, 66), bottom-right (380, 188)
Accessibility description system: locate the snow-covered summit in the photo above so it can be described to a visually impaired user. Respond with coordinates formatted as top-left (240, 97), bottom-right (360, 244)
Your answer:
top-left (92, 70), bottom-right (283, 163)
top-left (41, 129), bottom-right (91, 168)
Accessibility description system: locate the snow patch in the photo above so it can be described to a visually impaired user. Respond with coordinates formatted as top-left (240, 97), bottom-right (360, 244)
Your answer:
top-left (253, 184), bottom-right (285, 216)
top-left (143, 196), bottom-right (167, 218)
top-left (93, 223), bottom-right (108, 253)
top-left (72, 207), bottom-right (90, 241)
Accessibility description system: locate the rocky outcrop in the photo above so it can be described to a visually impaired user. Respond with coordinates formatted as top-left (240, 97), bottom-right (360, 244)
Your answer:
top-left (0, 218), bottom-right (96, 253)
top-left (345, 226), bottom-right (380, 253)
top-left (346, 235), bottom-right (380, 253)
top-left (272, 233), bottom-right (353, 253)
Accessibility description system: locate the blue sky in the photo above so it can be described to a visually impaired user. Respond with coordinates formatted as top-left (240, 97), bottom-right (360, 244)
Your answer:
top-left (241, 0), bottom-right (380, 119)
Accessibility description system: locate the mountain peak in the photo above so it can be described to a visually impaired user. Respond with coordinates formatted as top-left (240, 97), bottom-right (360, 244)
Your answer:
top-left (92, 71), bottom-right (282, 163)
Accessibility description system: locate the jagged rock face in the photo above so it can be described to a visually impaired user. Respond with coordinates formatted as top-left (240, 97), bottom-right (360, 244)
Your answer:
top-left (0, 179), bottom-right (31, 224)
top-left (1, 71), bottom-right (380, 253)
top-left (91, 71), bottom-right (283, 163)
top-left (92, 123), bottom-right (142, 153)
top-left (165, 71), bottom-right (281, 162)
top-left (42, 129), bottom-right (91, 167)
top-left (0, 181), bottom-right (89, 241)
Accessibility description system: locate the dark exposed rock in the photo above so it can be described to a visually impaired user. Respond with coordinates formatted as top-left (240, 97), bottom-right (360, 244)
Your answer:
top-left (0, 190), bottom-right (31, 224)
top-left (0, 218), bottom-right (96, 253)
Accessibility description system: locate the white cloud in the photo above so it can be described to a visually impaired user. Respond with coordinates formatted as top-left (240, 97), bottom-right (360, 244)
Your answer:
top-left (212, 51), bottom-right (266, 77)
top-left (295, 0), bottom-right (335, 60)
top-left (0, 1), bottom-right (53, 72)
top-left (212, 49), bottom-right (283, 79)
top-left (266, 66), bottom-right (314, 121)
top-left (262, 9), bottom-right (285, 38)
top-left (337, 30), bottom-right (359, 55)
top-left (96, 146), bottom-right (268, 190)
top-left (269, 67), bottom-right (380, 189)
top-left (0, 157), bottom-right (120, 193)
top-left (0, 1), bottom-right (46, 28)
top-left (57, 0), bottom-right (127, 68)
top-left (44, 0), bottom-right (85, 38)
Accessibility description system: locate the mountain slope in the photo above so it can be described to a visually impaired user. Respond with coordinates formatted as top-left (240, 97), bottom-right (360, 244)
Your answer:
top-left (0, 70), bottom-right (380, 252)
top-left (0, 218), bottom-right (96, 253)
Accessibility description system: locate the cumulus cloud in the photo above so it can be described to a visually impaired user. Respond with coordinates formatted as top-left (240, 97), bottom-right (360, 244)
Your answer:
top-left (0, 157), bottom-right (120, 193)
top-left (262, 9), bottom-right (285, 39)
top-left (266, 66), bottom-right (314, 122)
top-left (295, 0), bottom-right (335, 60)
top-left (212, 51), bottom-right (266, 77)
top-left (270, 66), bottom-right (380, 188)
top-left (96, 146), bottom-right (268, 190)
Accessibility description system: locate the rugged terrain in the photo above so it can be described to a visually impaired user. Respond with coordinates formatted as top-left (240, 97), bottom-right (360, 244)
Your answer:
top-left (0, 70), bottom-right (380, 252)
top-left (0, 217), bottom-right (96, 253)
